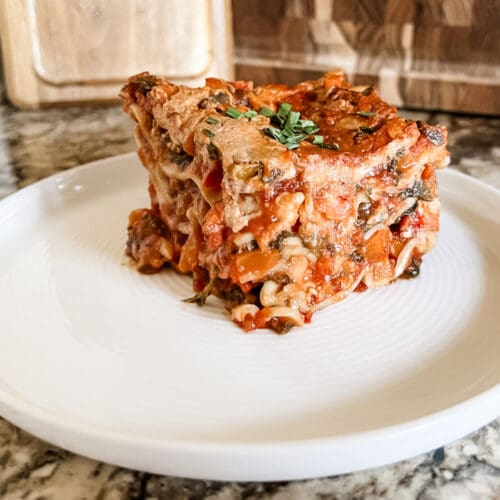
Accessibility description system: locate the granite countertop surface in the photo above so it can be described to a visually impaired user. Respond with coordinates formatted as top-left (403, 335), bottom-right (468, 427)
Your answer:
top-left (0, 100), bottom-right (499, 500)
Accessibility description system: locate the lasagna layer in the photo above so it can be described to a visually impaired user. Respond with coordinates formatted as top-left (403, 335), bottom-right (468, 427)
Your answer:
top-left (120, 71), bottom-right (449, 333)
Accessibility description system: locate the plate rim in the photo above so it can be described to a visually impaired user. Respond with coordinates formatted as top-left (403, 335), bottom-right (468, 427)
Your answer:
top-left (1, 153), bottom-right (500, 480)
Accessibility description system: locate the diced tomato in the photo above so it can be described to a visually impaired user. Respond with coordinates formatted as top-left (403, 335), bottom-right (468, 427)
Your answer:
top-left (239, 282), bottom-right (254, 294)
top-left (420, 209), bottom-right (439, 232)
top-left (203, 162), bottom-right (223, 191)
top-left (254, 309), bottom-right (269, 329)
top-left (232, 80), bottom-right (254, 91)
top-left (202, 207), bottom-right (225, 251)
top-left (365, 227), bottom-right (391, 264)
top-left (178, 232), bottom-right (200, 273)
top-left (312, 255), bottom-right (336, 283)
top-left (242, 314), bottom-right (256, 332)
top-left (421, 165), bottom-right (435, 181)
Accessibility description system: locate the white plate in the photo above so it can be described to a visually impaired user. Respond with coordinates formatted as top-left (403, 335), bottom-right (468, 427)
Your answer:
top-left (0, 153), bottom-right (500, 481)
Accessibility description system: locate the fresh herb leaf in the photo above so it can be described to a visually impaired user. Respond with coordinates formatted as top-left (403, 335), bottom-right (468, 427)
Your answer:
top-left (243, 110), bottom-right (258, 119)
top-left (286, 110), bottom-right (301, 128)
top-left (263, 127), bottom-right (282, 141)
top-left (276, 102), bottom-right (292, 126)
top-left (301, 124), bottom-right (319, 134)
top-left (260, 106), bottom-right (274, 117)
top-left (262, 102), bottom-right (323, 149)
top-left (298, 119), bottom-right (316, 129)
top-left (182, 279), bottom-right (215, 306)
top-left (356, 111), bottom-right (375, 117)
top-left (312, 135), bottom-right (324, 145)
top-left (206, 116), bottom-right (219, 124)
top-left (320, 142), bottom-right (340, 151)
top-left (226, 107), bottom-right (242, 119)
top-left (203, 128), bottom-right (215, 138)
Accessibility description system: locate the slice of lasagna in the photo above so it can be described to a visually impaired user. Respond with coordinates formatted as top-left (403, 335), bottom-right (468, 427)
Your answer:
top-left (120, 70), bottom-right (449, 333)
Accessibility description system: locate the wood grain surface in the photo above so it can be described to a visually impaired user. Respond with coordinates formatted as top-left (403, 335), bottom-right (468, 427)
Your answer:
top-left (2, 0), bottom-right (497, 113)
top-left (0, 0), bottom-right (233, 108)
top-left (29, 0), bottom-right (212, 84)
top-left (233, 0), bottom-right (500, 114)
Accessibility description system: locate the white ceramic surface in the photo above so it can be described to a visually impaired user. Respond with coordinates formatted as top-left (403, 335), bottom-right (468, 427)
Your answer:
top-left (0, 153), bottom-right (499, 481)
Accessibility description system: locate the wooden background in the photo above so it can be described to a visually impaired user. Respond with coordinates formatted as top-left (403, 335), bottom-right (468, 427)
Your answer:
top-left (232, 0), bottom-right (500, 114)
top-left (0, 0), bottom-right (233, 108)
top-left (1, 0), bottom-right (498, 113)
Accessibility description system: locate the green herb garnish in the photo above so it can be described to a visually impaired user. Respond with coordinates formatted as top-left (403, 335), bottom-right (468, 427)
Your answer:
top-left (203, 128), bottom-right (215, 138)
top-left (226, 107), bottom-right (258, 121)
top-left (262, 102), bottom-right (320, 150)
top-left (226, 107), bottom-right (243, 119)
top-left (259, 106), bottom-right (274, 117)
top-left (243, 110), bottom-right (258, 119)
top-left (356, 111), bottom-right (375, 117)
top-left (183, 278), bottom-right (215, 306)
top-left (312, 135), bottom-right (324, 145)
top-left (320, 142), bottom-right (340, 151)
top-left (206, 116), bottom-right (219, 124)
top-left (276, 102), bottom-right (292, 125)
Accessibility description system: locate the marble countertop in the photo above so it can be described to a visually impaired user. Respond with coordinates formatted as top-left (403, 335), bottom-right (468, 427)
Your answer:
top-left (0, 100), bottom-right (499, 500)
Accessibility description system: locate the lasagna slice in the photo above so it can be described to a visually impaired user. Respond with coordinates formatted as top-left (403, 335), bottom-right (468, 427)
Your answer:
top-left (120, 71), bottom-right (449, 333)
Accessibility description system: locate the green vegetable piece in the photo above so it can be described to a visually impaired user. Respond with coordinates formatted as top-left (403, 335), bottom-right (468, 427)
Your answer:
top-left (313, 135), bottom-right (324, 145)
top-left (264, 127), bottom-right (282, 141)
top-left (276, 102), bottom-right (292, 125)
top-left (262, 103), bottom-right (322, 150)
top-left (183, 278), bottom-right (215, 306)
top-left (286, 110), bottom-right (300, 128)
top-left (226, 107), bottom-right (242, 119)
top-left (260, 106), bottom-right (274, 117)
top-left (299, 119), bottom-right (316, 128)
top-left (356, 111), bottom-right (375, 117)
top-left (244, 110), bottom-right (258, 119)
top-left (203, 128), bottom-right (215, 138)
top-left (321, 142), bottom-right (340, 151)
top-left (206, 116), bottom-right (219, 124)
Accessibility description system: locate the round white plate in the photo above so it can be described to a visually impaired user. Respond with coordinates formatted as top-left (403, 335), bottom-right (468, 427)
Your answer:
top-left (0, 153), bottom-right (500, 481)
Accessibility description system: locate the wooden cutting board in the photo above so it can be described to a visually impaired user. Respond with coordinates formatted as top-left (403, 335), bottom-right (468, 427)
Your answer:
top-left (232, 0), bottom-right (500, 115)
top-left (0, 0), bottom-right (233, 108)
